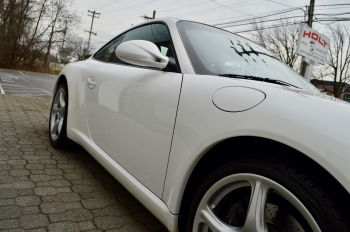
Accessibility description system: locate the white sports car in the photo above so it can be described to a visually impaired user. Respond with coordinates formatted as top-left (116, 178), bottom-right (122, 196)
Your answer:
top-left (50, 18), bottom-right (350, 232)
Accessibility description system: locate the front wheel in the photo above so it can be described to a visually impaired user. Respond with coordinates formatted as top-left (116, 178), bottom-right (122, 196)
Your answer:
top-left (186, 156), bottom-right (349, 232)
top-left (49, 83), bottom-right (69, 148)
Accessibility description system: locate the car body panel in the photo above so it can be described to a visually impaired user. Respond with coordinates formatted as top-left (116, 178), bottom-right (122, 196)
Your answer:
top-left (85, 61), bottom-right (182, 197)
top-left (66, 121), bottom-right (178, 231)
top-left (56, 60), bottom-right (180, 232)
top-left (163, 74), bottom-right (350, 214)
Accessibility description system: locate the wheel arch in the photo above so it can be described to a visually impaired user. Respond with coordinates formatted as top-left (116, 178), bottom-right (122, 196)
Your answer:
top-left (177, 136), bottom-right (349, 231)
top-left (53, 75), bottom-right (68, 94)
top-left (53, 71), bottom-right (87, 144)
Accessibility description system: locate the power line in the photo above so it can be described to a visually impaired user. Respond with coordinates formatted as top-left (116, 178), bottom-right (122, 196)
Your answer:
top-left (205, 6), bottom-right (301, 23)
top-left (209, 0), bottom-right (249, 16)
top-left (173, 5), bottom-right (231, 17)
top-left (158, 0), bottom-right (262, 16)
top-left (266, 0), bottom-right (293, 8)
top-left (213, 8), bottom-right (301, 26)
top-left (314, 17), bottom-right (350, 22)
top-left (101, 0), bottom-right (161, 13)
top-left (314, 3), bottom-right (350, 7)
top-left (168, 0), bottom-right (265, 17)
top-left (314, 6), bottom-right (350, 10)
top-left (172, 0), bottom-right (262, 18)
top-left (219, 15), bottom-right (305, 29)
top-left (158, 1), bottom-right (212, 13)
top-left (315, 12), bottom-right (350, 16)
top-left (95, 0), bottom-right (122, 10)
top-left (232, 21), bottom-right (303, 33)
top-left (95, 16), bottom-right (140, 29)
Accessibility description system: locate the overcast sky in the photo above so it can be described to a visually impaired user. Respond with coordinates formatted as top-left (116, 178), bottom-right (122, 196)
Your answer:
top-left (71, 0), bottom-right (350, 52)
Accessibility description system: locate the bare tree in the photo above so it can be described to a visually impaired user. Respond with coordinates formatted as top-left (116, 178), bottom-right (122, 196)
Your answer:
top-left (43, 0), bottom-right (79, 69)
top-left (0, 0), bottom-right (80, 71)
top-left (0, 0), bottom-right (33, 68)
top-left (315, 23), bottom-right (350, 98)
top-left (250, 19), bottom-right (301, 71)
top-left (63, 36), bottom-right (94, 61)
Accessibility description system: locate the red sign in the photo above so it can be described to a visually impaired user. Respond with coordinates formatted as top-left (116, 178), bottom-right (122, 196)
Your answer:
top-left (302, 30), bottom-right (328, 48)
top-left (296, 24), bottom-right (330, 65)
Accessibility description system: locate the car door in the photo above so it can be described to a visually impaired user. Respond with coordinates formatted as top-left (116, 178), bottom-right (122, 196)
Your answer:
top-left (85, 23), bottom-right (182, 197)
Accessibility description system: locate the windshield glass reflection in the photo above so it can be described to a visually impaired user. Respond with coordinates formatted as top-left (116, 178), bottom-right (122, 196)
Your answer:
top-left (177, 21), bottom-right (317, 92)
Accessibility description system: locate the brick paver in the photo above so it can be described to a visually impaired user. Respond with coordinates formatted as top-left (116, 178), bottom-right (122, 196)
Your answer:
top-left (0, 94), bottom-right (167, 231)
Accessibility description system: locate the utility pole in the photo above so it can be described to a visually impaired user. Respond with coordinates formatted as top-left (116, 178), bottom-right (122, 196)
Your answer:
top-left (60, 20), bottom-right (68, 64)
top-left (85, 10), bottom-right (100, 56)
top-left (300, 0), bottom-right (315, 78)
top-left (61, 20), bottom-right (68, 50)
top-left (142, 10), bottom-right (156, 21)
top-left (308, 0), bottom-right (315, 28)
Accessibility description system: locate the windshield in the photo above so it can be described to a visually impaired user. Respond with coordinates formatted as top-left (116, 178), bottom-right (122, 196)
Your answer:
top-left (177, 21), bottom-right (318, 92)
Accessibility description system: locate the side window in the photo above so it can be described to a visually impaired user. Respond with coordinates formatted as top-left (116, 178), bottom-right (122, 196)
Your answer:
top-left (122, 24), bottom-right (170, 52)
top-left (121, 24), bottom-right (177, 68)
top-left (94, 24), bottom-right (178, 71)
top-left (94, 34), bottom-right (125, 62)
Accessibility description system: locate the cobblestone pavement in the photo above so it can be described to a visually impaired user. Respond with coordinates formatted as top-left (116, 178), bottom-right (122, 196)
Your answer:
top-left (0, 94), bottom-right (167, 232)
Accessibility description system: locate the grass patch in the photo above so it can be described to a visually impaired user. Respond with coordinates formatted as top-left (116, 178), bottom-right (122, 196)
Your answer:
top-left (50, 66), bottom-right (63, 75)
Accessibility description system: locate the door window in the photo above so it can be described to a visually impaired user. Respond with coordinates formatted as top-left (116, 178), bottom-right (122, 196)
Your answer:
top-left (120, 24), bottom-right (177, 70)
top-left (94, 23), bottom-right (178, 71)
top-left (93, 34), bottom-right (126, 63)
top-left (122, 24), bottom-right (171, 53)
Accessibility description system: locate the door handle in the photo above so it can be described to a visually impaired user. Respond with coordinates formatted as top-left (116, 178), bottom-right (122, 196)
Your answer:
top-left (87, 77), bottom-right (97, 89)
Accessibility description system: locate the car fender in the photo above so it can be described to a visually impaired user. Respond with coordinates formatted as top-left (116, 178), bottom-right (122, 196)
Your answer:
top-left (163, 74), bottom-right (350, 215)
top-left (54, 61), bottom-right (91, 144)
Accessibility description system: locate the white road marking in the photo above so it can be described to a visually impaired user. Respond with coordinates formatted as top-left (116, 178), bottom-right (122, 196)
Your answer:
top-left (1, 74), bottom-right (18, 83)
top-left (19, 71), bottom-right (29, 77)
top-left (1, 77), bottom-right (15, 83)
top-left (0, 70), bottom-right (55, 98)
top-left (5, 90), bottom-right (45, 92)
top-left (0, 84), bottom-right (5, 94)
top-left (1, 82), bottom-right (52, 96)
top-left (2, 74), bottom-right (19, 79)
top-left (14, 93), bottom-right (51, 96)
top-left (0, 84), bottom-right (38, 89)
top-left (41, 89), bottom-right (52, 95)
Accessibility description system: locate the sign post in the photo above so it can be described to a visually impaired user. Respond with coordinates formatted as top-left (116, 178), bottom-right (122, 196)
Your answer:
top-left (296, 24), bottom-right (330, 81)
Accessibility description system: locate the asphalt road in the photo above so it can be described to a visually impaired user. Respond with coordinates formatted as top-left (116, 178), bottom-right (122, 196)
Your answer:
top-left (0, 69), bottom-right (57, 98)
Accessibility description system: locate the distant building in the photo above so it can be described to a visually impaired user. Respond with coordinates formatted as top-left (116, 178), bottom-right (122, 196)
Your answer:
top-left (311, 79), bottom-right (350, 102)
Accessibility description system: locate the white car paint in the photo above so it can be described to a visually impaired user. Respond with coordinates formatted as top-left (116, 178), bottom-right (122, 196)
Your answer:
top-left (212, 86), bottom-right (266, 112)
top-left (163, 74), bottom-right (350, 215)
top-left (85, 60), bottom-right (182, 197)
top-left (116, 40), bottom-right (170, 69)
top-left (54, 18), bottom-right (350, 232)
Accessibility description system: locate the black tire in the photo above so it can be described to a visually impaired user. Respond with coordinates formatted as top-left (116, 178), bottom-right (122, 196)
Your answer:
top-left (49, 83), bottom-right (69, 148)
top-left (185, 155), bottom-right (350, 232)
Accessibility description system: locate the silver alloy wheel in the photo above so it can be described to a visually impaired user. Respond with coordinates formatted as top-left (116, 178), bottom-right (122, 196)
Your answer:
top-left (50, 88), bottom-right (66, 141)
top-left (193, 173), bottom-right (321, 232)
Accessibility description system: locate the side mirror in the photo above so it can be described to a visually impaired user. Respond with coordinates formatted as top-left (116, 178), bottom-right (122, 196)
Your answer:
top-left (115, 40), bottom-right (169, 69)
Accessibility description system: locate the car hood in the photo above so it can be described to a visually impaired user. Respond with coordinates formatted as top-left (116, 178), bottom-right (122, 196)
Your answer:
top-left (279, 86), bottom-right (348, 104)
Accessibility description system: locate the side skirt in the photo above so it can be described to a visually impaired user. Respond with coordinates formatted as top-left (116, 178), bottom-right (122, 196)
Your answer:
top-left (68, 129), bottom-right (179, 231)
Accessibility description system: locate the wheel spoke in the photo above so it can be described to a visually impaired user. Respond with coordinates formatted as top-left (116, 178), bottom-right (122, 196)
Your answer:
top-left (200, 208), bottom-right (234, 232)
top-left (59, 90), bottom-right (65, 108)
top-left (241, 180), bottom-right (269, 232)
top-left (52, 119), bottom-right (59, 135)
top-left (52, 105), bottom-right (60, 113)
top-left (58, 117), bottom-right (64, 134)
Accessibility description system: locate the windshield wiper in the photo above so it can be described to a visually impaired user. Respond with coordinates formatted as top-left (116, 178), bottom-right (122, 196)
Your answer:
top-left (219, 74), bottom-right (301, 89)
